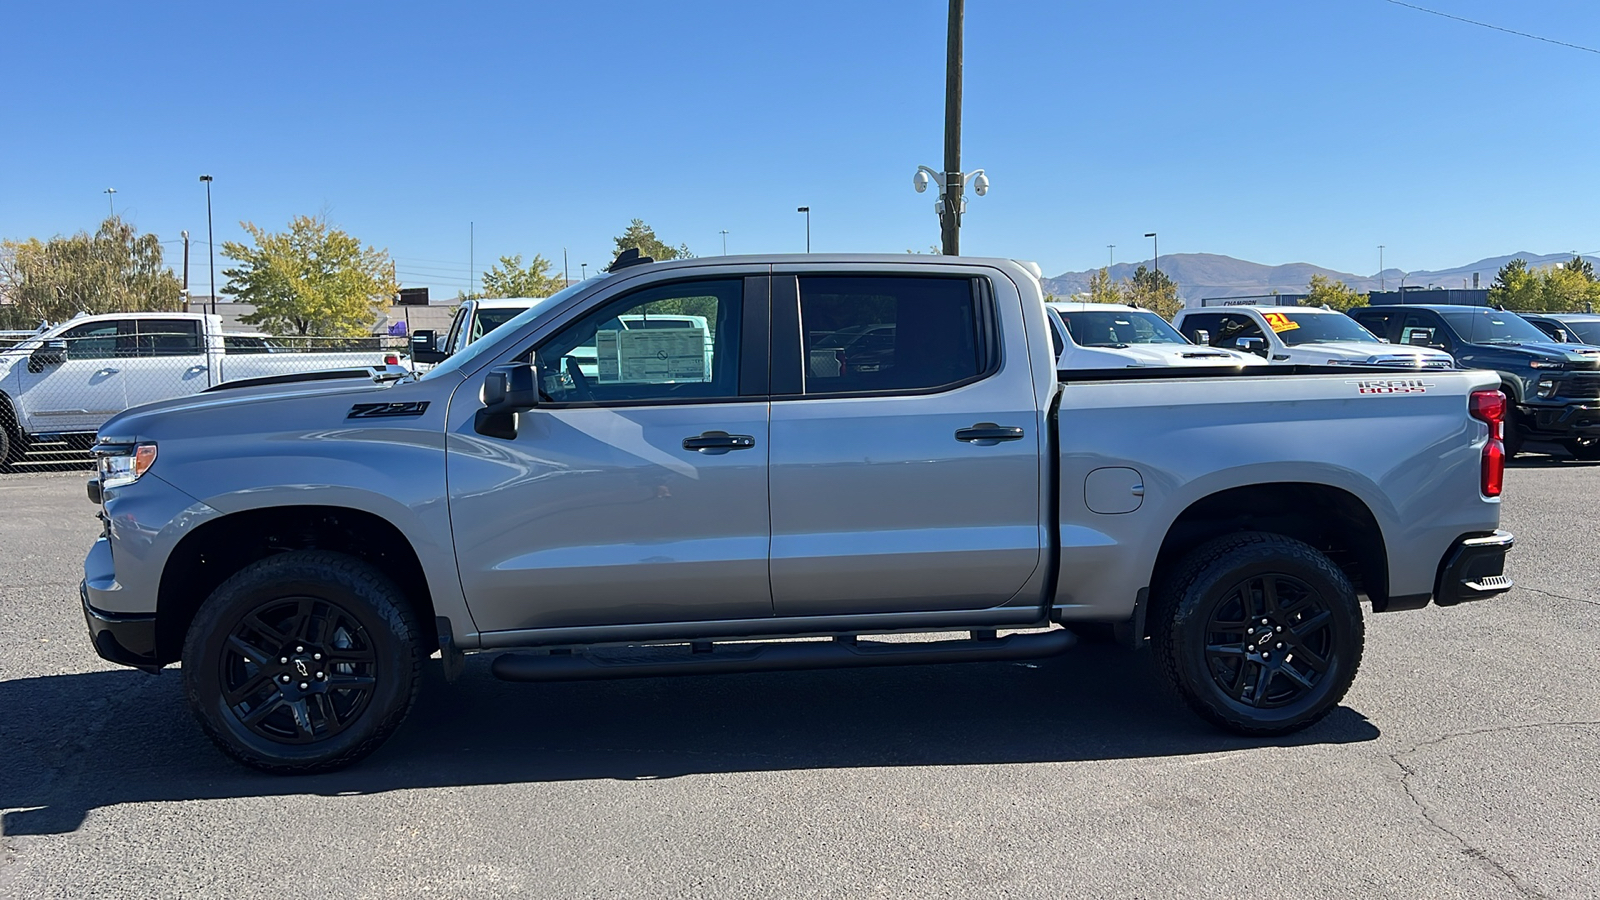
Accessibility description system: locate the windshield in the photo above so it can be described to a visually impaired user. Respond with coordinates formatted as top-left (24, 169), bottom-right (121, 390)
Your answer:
top-left (1264, 311), bottom-right (1381, 346)
top-left (418, 282), bottom-right (590, 381)
top-left (1440, 309), bottom-right (1552, 345)
top-left (1560, 320), bottom-right (1600, 345)
top-left (1058, 310), bottom-right (1187, 346)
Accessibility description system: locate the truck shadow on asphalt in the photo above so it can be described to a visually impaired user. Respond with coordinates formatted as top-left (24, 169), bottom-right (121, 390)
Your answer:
top-left (1, 644), bottom-right (1379, 835)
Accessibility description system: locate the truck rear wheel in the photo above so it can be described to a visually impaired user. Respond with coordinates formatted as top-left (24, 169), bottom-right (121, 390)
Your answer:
top-left (0, 397), bottom-right (20, 468)
top-left (181, 550), bottom-right (422, 774)
top-left (1153, 532), bottom-right (1363, 736)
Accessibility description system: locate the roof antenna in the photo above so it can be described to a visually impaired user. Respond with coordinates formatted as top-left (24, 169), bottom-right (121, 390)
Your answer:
top-left (607, 247), bottom-right (654, 272)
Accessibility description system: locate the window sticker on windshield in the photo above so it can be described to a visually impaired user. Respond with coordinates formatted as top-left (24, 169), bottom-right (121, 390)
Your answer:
top-left (596, 328), bottom-right (709, 384)
top-left (1346, 378), bottom-right (1433, 395)
top-left (1263, 312), bottom-right (1300, 333)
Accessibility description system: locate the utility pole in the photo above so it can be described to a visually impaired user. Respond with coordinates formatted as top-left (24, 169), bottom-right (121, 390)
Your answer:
top-left (1378, 245), bottom-right (1386, 290)
top-left (563, 248), bottom-right (569, 287)
top-left (941, 0), bottom-right (964, 256)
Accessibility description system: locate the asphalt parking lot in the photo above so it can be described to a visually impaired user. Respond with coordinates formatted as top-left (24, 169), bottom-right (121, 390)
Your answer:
top-left (1, 459), bottom-right (1597, 899)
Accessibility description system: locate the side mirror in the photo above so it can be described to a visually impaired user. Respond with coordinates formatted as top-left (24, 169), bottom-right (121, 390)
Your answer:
top-left (410, 330), bottom-right (447, 365)
top-left (474, 363), bottom-right (539, 439)
top-left (1193, 329), bottom-right (1210, 345)
top-left (28, 339), bottom-right (67, 372)
top-left (1236, 336), bottom-right (1267, 356)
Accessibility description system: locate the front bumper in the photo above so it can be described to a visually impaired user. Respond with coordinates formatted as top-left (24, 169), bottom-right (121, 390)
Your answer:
top-left (1434, 530), bottom-right (1515, 607)
top-left (1522, 402), bottom-right (1600, 438)
top-left (81, 580), bottom-right (160, 671)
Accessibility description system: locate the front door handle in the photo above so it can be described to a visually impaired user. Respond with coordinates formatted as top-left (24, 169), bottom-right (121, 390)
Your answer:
top-left (96, 367), bottom-right (120, 376)
top-left (955, 423), bottom-right (1025, 444)
top-left (682, 431), bottom-right (757, 454)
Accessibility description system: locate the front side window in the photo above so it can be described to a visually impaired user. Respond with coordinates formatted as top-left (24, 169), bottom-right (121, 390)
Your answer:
top-left (61, 321), bottom-right (127, 360)
top-left (799, 276), bottom-right (984, 394)
top-left (533, 279), bottom-right (741, 404)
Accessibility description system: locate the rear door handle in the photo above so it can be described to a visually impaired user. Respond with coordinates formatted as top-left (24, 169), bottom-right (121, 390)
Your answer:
top-left (955, 423), bottom-right (1025, 444)
top-left (682, 431), bottom-right (757, 454)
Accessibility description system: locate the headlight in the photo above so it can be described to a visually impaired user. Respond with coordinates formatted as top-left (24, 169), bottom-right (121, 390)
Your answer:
top-left (96, 442), bottom-right (158, 489)
top-left (1529, 359), bottom-right (1566, 369)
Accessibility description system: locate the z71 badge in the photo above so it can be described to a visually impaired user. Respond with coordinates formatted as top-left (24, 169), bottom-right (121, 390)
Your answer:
top-left (1347, 379), bottom-right (1433, 395)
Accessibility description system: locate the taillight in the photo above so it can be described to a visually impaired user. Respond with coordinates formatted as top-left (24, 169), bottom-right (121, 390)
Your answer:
top-left (384, 354), bottom-right (399, 366)
top-left (1469, 389), bottom-right (1506, 497)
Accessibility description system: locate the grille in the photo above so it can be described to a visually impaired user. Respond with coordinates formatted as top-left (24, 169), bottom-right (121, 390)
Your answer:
top-left (1563, 374), bottom-right (1600, 399)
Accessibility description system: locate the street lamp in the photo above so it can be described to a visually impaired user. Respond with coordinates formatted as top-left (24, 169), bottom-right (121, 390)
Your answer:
top-left (913, 165), bottom-right (988, 255)
top-left (1145, 232), bottom-right (1159, 281)
top-left (581, 262), bottom-right (588, 280)
top-left (1107, 244), bottom-right (1115, 269)
top-left (1378, 245), bottom-right (1386, 291)
top-left (720, 229), bottom-right (730, 255)
top-left (797, 207), bottom-right (810, 252)
top-left (103, 187), bottom-right (117, 218)
top-left (199, 175), bottom-right (216, 315)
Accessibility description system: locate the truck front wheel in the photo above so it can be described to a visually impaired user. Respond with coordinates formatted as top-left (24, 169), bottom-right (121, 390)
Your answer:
top-left (1153, 533), bottom-right (1363, 736)
top-left (181, 550), bottom-right (422, 774)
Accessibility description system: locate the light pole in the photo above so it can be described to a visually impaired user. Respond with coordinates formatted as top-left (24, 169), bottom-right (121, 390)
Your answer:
top-left (1378, 245), bottom-right (1386, 291)
top-left (581, 262), bottom-right (588, 280)
top-left (1107, 244), bottom-right (1115, 269)
top-left (720, 229), bottom-right (730, 255)
top-left (1145, 232), bottom-right (1159, 281)
top-left (797, 207), bottom-right (810, 252)
top-left (103, 188), bottom-right (117, 218)
top-left (909, 0), bottom-right (987, 255)
top-left (199, 175), bottom-right (216, 315)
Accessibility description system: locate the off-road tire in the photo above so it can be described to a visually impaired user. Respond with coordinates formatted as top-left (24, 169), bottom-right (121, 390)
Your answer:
top-left (1152, 532), bottom-right (1364, 736)
top-left (0, 397), bottom-right (20, 468)
top-left (1564, 438), bottom-right (1600, 462)
top-left (182, 550), bottom-right (422, 774)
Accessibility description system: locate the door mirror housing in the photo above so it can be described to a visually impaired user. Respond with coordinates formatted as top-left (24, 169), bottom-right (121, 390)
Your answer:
top-left (1236, 336), bottom-right (1267, 356)
top-left (28, 339), bottom-right (67, 372)
top-left (410, 329), bottom-right (447, 364)
top-left (474, 363), bottom-right (539, 439)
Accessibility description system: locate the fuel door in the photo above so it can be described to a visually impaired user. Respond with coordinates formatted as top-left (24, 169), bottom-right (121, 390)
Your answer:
top-left (1085, 467), bottom-right (1144, 515)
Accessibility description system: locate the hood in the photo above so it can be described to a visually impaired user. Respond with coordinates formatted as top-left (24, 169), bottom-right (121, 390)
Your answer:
top-left (1518, 343), bottom-right (1600, 368)
top-left (1062, 343), bottom-right (1266, 369)
top-left (1311, 342), bottom-right (1453, 363)
top-left (96, 372), bottom-right (423, 441)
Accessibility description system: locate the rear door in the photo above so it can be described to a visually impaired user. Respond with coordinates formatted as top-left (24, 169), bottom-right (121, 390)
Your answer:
top-left (766, 268), bottom-right (1043, 617)
top-left (13, 320), bottom-right (130, 434)
top-left (119, 318), bottom-right (209, 408)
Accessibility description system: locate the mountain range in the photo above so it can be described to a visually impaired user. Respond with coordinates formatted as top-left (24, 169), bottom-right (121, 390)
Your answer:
top-left (1041, 252), bottom-right (1598, 301)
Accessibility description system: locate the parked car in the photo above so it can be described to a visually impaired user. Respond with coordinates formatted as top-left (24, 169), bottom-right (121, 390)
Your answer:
top-left (1520, 312), bottom-right (1600, 347)
top-left (409, 297), bottom-right (544, 368)
top-left (1046, 302), bottom-right (1263, 368)
top-left (80, 254), bottom-right (1513, 774)
top-left (0, 313), bottom-right (408, 467)
top-left (1173, 305), bottom-right (1455, 369)
top-left (1348, 304), bottom-right (1600, 458)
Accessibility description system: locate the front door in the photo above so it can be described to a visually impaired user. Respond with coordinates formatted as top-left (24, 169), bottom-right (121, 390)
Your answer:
top-left (14, 320), bottom-right (130, 434)
top-left (119, 318), bottom-right (211, 410)
top-left (448, 275), bottom-right (774, 633)
top-left (767, 271), bottom-right (1044, 617)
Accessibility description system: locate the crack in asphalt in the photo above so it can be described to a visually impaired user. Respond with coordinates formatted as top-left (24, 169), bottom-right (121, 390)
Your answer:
top-left (1386, 720), bottom-right (1600, 900)
top-left (1516, 585), bottom-right (1600, 608)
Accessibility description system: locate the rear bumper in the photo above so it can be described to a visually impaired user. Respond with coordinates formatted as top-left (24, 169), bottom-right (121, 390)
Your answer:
top-left (1434, 530), bottom-right (1515, 607)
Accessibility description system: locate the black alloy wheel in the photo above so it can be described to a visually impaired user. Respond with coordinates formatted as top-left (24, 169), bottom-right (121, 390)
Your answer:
top-left (1154, 532), bottom-right (1363, 736)
top-left (1565, 438), bottom-right (1600, 461)
top-left (183, 551), bottom-right (421, 774)
top-left (220, 596), bottom-right (379, 745)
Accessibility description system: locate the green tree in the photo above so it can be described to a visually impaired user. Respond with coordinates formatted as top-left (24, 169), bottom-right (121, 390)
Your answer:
top-left (612, 219), bottom-right (692, 264)
top-left (1301, 273), bottom-right (1369, 311)
top-left (1084, 267), bottom-right (1126, 304)
top-left (1488, 258), bottom-right (1541, 311)
top-left (1563, 254), bottom-right (1595, 281)
top-left (480, 253), bottom-right (565, 298)
top-left (0, 217), bottom-right (181, 328)
top-left (1540, 264), bottom-right (1600, 312)
top-left (222, 214), bottom-right (397, 336)
top-left (1125, 265), bottom-right (1182, 319)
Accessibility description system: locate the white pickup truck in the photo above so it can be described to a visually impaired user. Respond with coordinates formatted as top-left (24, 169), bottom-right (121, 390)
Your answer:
top-left (0, 312), bottom-right (407, 465)
top-left (1046, 302), bottom-right (1263, 369)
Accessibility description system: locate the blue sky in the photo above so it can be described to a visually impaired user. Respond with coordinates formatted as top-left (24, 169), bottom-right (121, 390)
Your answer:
top-left (2, 0), bottom-right (1597, 297)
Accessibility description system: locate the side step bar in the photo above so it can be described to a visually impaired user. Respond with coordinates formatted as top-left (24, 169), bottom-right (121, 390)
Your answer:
top-left (490, 629), bottom-right (1075, 683)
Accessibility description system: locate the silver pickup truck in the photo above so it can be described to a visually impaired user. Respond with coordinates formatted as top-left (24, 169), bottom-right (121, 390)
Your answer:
top-left (79, 254), bottom-right (1514, 773)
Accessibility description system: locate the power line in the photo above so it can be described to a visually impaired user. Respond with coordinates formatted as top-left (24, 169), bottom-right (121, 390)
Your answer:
top-left (1380, 0), bottom-right (1600, 55)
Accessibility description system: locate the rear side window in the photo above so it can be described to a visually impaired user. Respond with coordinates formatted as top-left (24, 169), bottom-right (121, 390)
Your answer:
top-left (798, 276), bottom-right (987, 395)
top-left (1350, 309), bottom-right (1396, 341)
top-left (135, 319), bottom-right (202, 356)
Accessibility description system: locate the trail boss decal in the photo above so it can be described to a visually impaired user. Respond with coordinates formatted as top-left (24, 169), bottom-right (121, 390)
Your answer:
top-left (1347, 379), bottom-right (1434, 395)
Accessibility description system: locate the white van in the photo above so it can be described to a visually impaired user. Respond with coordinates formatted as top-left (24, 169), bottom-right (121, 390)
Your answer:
top-left (1172, 305), bottom-right (1454, 368)
top-left (1046, 302), bottom-right (1263, 369)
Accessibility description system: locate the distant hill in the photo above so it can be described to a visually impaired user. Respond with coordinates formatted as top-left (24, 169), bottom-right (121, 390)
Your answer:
top-left (1042, 252), bottom-right (1597, 301)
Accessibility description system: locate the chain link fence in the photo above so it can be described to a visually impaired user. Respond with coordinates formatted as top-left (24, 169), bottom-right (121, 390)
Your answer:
top-left (1, 320), bottom-right (409, 474)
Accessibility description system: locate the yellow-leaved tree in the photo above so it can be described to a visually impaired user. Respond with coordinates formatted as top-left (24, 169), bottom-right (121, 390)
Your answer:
top-left (223, 215), bottom-right (396, 336)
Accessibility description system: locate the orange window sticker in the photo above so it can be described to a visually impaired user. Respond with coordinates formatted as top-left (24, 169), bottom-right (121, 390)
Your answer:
top-left (1262, 312), bottom-right (1300, 333)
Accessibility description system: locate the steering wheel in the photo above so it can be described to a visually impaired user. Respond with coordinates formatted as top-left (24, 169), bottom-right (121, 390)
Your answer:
top-left (563, 355), bottom-right (594, 402)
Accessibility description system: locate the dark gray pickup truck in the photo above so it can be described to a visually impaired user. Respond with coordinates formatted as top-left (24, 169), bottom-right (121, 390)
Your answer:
top-left (81, 254), bottom-right (1514, 773)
